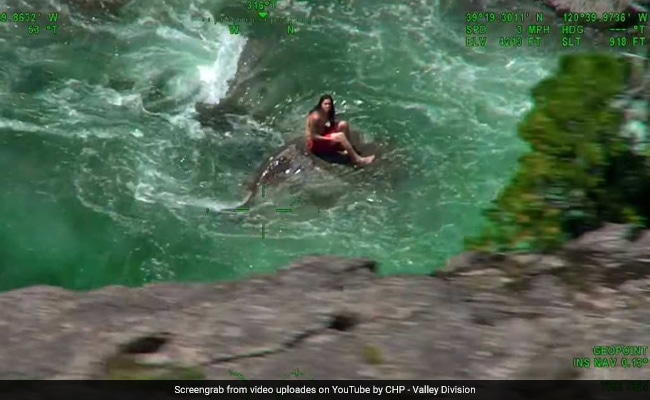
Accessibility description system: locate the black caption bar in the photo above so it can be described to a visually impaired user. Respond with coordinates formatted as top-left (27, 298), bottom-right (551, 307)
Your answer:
top-left (1, 380), bottom-right (649, 400)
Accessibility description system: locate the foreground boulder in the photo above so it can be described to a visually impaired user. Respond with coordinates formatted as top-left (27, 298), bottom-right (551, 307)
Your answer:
top-left (0, 224), bottom-right (649, 379)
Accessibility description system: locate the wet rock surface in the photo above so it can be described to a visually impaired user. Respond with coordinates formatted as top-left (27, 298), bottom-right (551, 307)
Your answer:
top-left (0, 224), bottom-right (648, 379)
top-left (228, 134), bottom-right (399, 210)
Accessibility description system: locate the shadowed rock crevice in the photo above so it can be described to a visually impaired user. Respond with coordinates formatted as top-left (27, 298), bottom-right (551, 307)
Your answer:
top-left (328, 312), bottom-right (358, 332)
top-left (207, 319), bottom-right (330, 364)
top-left (102, 333), bottom-right (207, 380)
top-left (119, 333), bottom-right (170, 355)
top-left (206, 310), bottom-right (361, 365)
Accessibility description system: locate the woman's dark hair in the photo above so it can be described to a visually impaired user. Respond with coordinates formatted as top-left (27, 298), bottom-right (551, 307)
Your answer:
top-left (310, 94), bottom-right (336, 126)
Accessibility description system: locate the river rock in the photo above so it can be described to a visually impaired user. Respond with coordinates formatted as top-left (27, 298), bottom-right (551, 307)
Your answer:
top-left (230, 134), bottom-right (401, 210)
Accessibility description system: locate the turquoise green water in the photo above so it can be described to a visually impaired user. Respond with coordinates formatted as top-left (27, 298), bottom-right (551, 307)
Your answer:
top-left (0, 0), bottom-right (629, 291)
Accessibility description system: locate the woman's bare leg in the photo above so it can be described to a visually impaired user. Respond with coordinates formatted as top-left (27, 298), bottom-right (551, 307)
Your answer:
top-left (336, 121), bottom-right (353, 142)
top-left (335, 121), bottom-right (374, 164)
top-left (329, 132), bottom-right (374, 165)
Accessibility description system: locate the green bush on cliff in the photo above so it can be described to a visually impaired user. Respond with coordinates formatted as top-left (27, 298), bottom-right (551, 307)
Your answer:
top-left (468, 54), bottom-right (650, 252)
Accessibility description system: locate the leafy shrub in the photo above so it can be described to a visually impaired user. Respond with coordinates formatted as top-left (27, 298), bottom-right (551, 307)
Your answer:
top-left (467, 54), bottom-right (650, 252)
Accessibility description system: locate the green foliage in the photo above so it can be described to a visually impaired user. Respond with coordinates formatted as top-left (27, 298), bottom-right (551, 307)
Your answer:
top-left (467, 54), bottom-right (650, 252)
top-left (362, 345), bottom-right (384, 365)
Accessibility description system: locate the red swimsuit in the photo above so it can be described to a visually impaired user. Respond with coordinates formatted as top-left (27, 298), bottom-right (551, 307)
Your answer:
top-left (307, 125), bottom-right (343, 154)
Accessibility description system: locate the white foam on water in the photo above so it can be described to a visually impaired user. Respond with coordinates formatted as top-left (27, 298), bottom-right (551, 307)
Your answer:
top-left (134, 181), bottom-right (238, 211)
top-left (51, 1), bottom-right (250, 221)
top-left (32, 80), bottom-right (149, 139)
top-left (196, 24), bottom-right (247, 105)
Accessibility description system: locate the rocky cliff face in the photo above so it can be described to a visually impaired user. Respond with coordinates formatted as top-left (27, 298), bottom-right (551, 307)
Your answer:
top-left (1, 224), bottom-right (648, 380)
